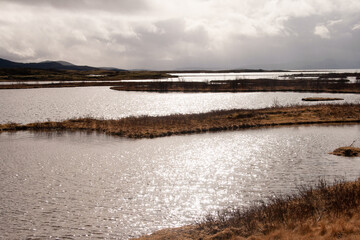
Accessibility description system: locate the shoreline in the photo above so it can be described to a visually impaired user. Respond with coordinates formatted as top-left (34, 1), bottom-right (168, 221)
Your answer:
top-left (2, 83), bottom-right (360, 93)
top-left (134, 178), bottom-right (360, 240)
top-left (1, 104), bottom-right (359, 138)
top-left (1, 77), bottom-right (359, 94)
top-left (110, 79), bottom-right (360, 94)
top-left (2, 84), bottom-right (360, 94)
top-left (302, 97), bottom-right (344, 101)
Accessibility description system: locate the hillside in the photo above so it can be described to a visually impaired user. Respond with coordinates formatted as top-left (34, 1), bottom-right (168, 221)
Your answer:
top-left (0, 58), bottom-right (124, 71)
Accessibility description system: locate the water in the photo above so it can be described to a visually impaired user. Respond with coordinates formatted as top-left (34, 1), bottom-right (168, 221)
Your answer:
top-left (170, 71), bottom-right (317, 81)
top-left (169, 69), bottom-right (360, 82)
top-left (1, 69), bottom-right (359, 85)
top-left (0, 125), bottom-right (359, 239)
top-left (0, 80), bottom-right (125, 85)
top-left (1, 87), bottom-right (359, 124)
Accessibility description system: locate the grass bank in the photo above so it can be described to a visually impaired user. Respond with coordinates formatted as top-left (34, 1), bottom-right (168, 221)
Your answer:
top-left (0, 68), bottom-right (170, 89)
top-left (302, 97), bottom-right (344, 101)
top-left (1, 104), bottom-right (360, 138)
top-left (135, 178), bottom-right (360, 240)
top-left (111, 79), bottom-right (360, 94)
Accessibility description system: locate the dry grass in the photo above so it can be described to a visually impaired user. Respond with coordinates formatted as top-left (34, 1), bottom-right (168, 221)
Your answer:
top-left (0, 68), bottom-right (170, 89)
top-left (301, 97), bottom-right (344, 101)
top-left (135, 178), bottom-right (360, 240)
top-left (111, 78), bottom-right (360, 94)
top-left (330, 147), bottom-right (360, 157)
top-left (1, 104), bottom-right (360, 138)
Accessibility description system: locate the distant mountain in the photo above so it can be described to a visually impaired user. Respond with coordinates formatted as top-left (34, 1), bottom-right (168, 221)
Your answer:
top-left (41, 60), bottom-right (75, 66)
top-left (0, 58), bottom-right (23, 68)
top-left (100, 67), bottom-right (125, 71)
top-left (0, 58), bottom-right (125, 71)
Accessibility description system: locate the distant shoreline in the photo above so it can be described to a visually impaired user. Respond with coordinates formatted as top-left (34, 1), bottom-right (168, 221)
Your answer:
top-left (0, 69), bottom-right (359, 92)
top-left (110, 78), bottom-right (360, 94)
top-left (302, 97), bottom-right (344, 101)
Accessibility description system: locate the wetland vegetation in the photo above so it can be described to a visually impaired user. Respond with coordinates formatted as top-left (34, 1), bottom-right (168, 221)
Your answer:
top-left (1, 67), bottom-right (360, 239)
top-left (0, 68), bottom-right (170, 89)
top-left (111, 78), bottom-right (360, 94)
top-left (1, 104), bottom-right (359, 139)
top-left (301, 97), bottom-right (344, 101)
top-left (136, 178), bottom-right (360, 240)
top-left (1, 69), bottom-right (360, 94)
top-left (330, 147), bottom-right (360, 157)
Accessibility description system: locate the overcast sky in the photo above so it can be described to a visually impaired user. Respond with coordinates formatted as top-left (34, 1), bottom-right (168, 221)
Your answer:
top-left (1, 0), bottom-right (360, 70)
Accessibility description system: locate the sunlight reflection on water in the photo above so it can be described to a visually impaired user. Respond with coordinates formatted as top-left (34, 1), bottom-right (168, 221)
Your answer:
top-left (0, 125), bottom-right (359, 238)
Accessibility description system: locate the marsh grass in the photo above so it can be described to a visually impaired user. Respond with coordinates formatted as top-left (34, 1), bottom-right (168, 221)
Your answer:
top-left (301, 97), bottom-right (344, 101)
top-left (0, 68), bottom-right (170, 89)
top-left (330, 147), bottom-right (360, 157)
top-left (111, 78), bottom-right (360, 94)
top-left (330, 139), bottom-right (360, 157)
top-left (1, 104), bottom-right (360, 138)
top-left (136, 178), bottom-right (360, 239)
top-left (195, 178), bottom-right (360, 239)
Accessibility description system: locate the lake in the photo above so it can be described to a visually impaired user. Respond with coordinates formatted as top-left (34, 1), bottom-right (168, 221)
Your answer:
top-left (1, 69), bottom-right (359, 85)
top-left (0, 125), bottom-right (359, 239)
top-left (1, 82), bottom-right (360, 239)
top-left (1, 87), bottom-right (359, 124)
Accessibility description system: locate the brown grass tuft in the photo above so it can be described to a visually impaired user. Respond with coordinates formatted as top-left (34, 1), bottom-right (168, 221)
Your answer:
top-left (330, 147), bottom-right (360, 157)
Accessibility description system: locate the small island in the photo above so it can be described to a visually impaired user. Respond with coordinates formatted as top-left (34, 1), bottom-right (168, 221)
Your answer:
top-left (1, 104), bottom-right (360, 139)
top-left (330, 147), bottom-right (360, 157)
top-left (302, 97), bottom-right (344, 101)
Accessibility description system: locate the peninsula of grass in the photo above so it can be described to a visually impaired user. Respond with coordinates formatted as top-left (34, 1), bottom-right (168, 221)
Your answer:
top-left (135, 178), bottom-right (360, 240)
top-left (302, 97), bottom-right (344, 101)
top-left (111, 78), bottom-right (360, 94)
top-left (1, 104), bottom-right (360, 138)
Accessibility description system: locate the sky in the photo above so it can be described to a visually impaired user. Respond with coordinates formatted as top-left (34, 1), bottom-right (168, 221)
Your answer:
top-left (0, 0), bottom-right (360, 70)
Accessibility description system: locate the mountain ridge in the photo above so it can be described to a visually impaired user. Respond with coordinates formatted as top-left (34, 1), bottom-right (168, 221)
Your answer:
top-left (0, 58), bottom-right (125, 71)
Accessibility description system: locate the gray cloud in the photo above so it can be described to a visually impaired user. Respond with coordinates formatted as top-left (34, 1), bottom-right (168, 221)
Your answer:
top-left (0, 0), bottom-right (359, 69)
top-left (1, 0), bottom-right (149, 13)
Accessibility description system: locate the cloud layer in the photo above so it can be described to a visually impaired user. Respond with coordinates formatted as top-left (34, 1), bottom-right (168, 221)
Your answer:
top-left (1, 0), bottom-right (360, 69)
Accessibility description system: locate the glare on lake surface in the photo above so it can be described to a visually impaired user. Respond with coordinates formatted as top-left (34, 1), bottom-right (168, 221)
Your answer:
top-left (0, 125), bottom-right (359, 239)
top-left (1, 75), bottom-right (360, 239)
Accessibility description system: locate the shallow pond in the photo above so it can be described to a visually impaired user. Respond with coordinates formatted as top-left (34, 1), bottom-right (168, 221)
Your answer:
top-left (0, 87), bottom-right (359, 124)
top-left (0, 125), bottom-right (359, 239)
